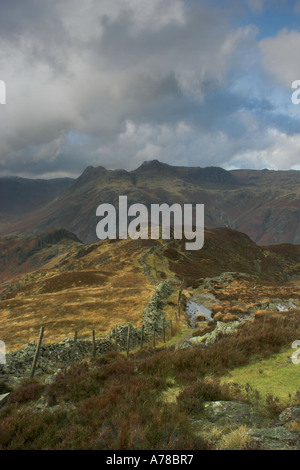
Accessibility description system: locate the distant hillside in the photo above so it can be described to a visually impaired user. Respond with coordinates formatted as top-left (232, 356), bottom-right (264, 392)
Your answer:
top-left (0, 176), bottom-right (74, 214)
top-left (0, 161), bottom-right (299, 245)
top-left (0, 228), bottom-right (82, 286)
top-left (1, 226), bottom-right (300, 348)
top-left (0, 176), bottom-right (74, 238)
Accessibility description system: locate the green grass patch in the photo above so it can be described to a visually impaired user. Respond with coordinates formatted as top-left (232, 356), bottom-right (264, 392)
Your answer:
top-left (222, 347), bottom-right (300, 401)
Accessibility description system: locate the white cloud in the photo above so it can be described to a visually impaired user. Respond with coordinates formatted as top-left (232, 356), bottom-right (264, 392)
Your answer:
top-left (260, 29), bottom-right (300, 87)
top-left (31, 134), bottom-right (67, 163)
top-left (258, 129), bottom-right (300, 169)
top-left (0, 0), bottom-right (299, 176)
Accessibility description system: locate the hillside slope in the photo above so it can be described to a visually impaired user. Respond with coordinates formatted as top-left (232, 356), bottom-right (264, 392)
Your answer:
top-left (1, 161), bottom-right (299, 245)
top-left (0, 176), bottom-right (74, 236)
top-left (1, 227), bottom-right (300, 348)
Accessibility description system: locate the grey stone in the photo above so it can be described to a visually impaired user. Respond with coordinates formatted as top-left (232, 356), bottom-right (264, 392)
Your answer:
top-left (0, 393), bottom-right (10, 407)
top-left (247, 427), bottom-right (300, 450)
top-left (176, 321), bottom-right (241, 350)
top-left (175, 335), bottom-right (205, 350)
top-left (278, 406), bottom-right (300, 425)
top-left (200, 400), bottom-right (266, 427)
top-left (204, 321), bottom-right (240, 347)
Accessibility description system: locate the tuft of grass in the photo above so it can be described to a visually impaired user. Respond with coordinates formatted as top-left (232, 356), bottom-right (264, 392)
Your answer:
top-left (217, 426), bottom-right (251, 450)
top-left (177, 377), bottom-right (244, 415)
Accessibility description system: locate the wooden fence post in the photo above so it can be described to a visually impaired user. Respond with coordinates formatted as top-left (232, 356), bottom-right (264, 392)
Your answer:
top-left (30, 326), bottom-right (44, 378)
top-left (92, 330), bottom-right (96, 358)
top-left (140, 325), bottom-right (144, 350)
top-left (170, 320), bottom-right (173, 337)
top-left (114, 325), bottom-right (118, 350)
top-left (163, 321), bottom-right (166, 343)
top-left (126, 325), bottom-right (131, 356)
top-left (72, 330), bottom-right (78, 359)
top-left (177, 279), bottom-right (185, 319)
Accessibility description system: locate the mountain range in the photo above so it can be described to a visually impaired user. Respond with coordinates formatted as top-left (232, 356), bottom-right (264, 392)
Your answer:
top-left (1, 163), bottom-right (300, 451)
top-left (0, 160), bottom-right (300, 245)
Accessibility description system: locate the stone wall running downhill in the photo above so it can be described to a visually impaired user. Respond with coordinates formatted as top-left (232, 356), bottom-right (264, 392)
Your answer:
top-left (0, 281), bottom-right (174, 378)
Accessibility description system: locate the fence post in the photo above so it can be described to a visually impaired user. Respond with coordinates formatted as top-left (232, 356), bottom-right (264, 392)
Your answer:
top-left (177, 279), bottom-right (185, 319)
top-left (163, 321), bottom-right (166, 343)
top-left (153, 324), bottom-right (156, 348)
top-left (177, 303), bottom-right (180, 319)
top-left (30, 326), bottom-right (44, 378)
top-left (92, 330), bottom-right (96, 358)
top-left (170, 320), bottom-right (173, 337)
top-left (140, 325), bottom-right (144, 350)
top-left (114, 325), bottom-right (118, 350)
top-left (72, 330), bottom-right (78, 359)
top-left (126, 325), bottom-right (131, 356)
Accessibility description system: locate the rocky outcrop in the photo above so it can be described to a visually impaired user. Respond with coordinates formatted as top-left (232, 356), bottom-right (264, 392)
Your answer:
top-left (193, 400), bottom-right (300, 450)
top-left (177, 320), bottom-right (240, 350)
top-left (247, 426), bottom-right (300, 450)
top-left (278, 406), bottom-right (300, 424)
top-left (200, 401), bottom-right (266, 427)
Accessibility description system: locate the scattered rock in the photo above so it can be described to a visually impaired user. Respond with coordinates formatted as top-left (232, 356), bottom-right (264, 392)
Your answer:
top-left (278, 406), bottom-right (300, 425)
top-left (247, 426), bottom-right (300, 450)
top-left (200, 401), bottom-right (266, 427)
top-left (175, 335), bottom-right (205, 350)
top-left (202, 321), bottom-right (240, 347)
top-left (176, 321), bottom-right (240, 350)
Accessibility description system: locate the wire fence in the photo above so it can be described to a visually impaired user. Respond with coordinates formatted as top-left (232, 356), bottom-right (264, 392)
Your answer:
top-left (1, 318), bottom-right (175, 378)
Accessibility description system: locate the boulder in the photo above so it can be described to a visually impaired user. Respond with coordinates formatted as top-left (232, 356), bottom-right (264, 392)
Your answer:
top-left (203, 321), bottom-right (240, 347)
top-left (278, 406), bottom-right (300, 425)
top-left (200, 400), bottom-right (266, 427)
top-left (247, 427), bottom-right (300, 450)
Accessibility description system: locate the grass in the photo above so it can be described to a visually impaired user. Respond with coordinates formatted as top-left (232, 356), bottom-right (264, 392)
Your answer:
top-left (217, 426), bottom-right (251, 450)
top-left (1, 311), bottom-right (300, 449)
top-left (222, 347), bottom-right (300, 401)
top-left (0, 354), bottom-right (209, 450)
top-left (0, 239), bottom-right (156, 349)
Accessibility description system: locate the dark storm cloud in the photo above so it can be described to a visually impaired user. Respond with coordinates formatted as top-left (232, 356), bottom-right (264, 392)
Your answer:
top-left (0, 0), bottom-right (299, 177)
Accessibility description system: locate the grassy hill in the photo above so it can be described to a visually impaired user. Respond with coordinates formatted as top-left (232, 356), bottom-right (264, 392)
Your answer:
top-left (0, 226), bottom-right (300, 450)
top-left (1, 226), bottom-right (300, 348)
top-left (0, 309), bottom-right (300, 450)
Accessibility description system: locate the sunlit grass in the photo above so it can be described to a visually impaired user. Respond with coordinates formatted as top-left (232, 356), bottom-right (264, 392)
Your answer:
top-left (222, 347), bottom-right (300, 401)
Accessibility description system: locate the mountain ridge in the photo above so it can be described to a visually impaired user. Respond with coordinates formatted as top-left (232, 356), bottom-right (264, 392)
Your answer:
top-left (0, 160), bottom-right (299, 245)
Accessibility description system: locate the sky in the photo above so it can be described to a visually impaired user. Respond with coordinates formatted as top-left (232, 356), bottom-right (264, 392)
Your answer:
top-left (0, 0), bottom-right (300, 178)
